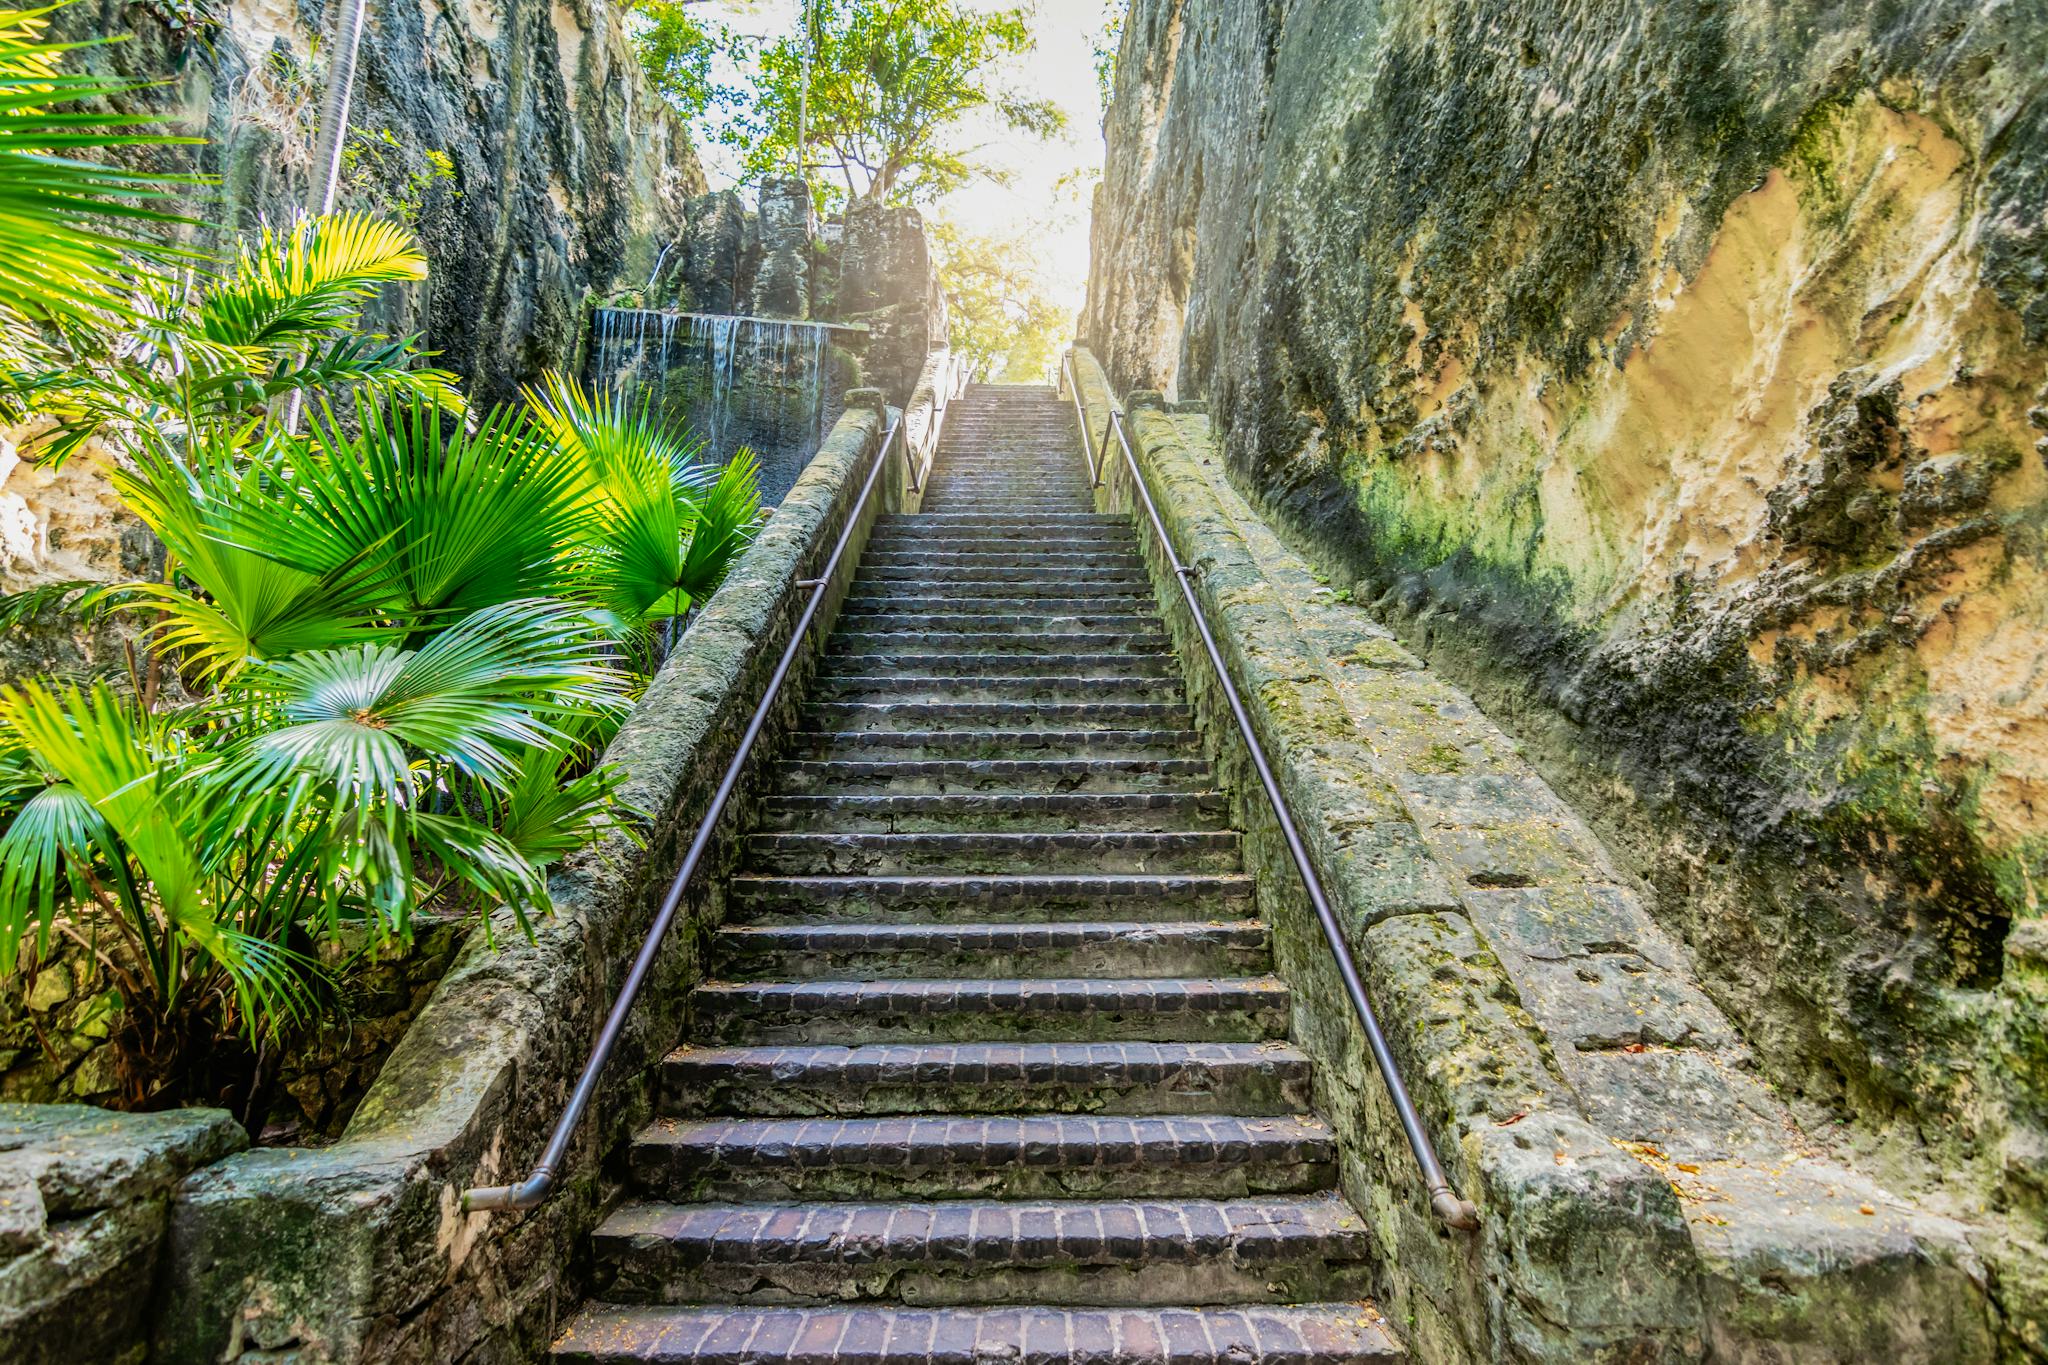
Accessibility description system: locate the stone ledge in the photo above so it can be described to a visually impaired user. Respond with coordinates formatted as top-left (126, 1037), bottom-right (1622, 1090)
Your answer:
top-left (150, 399), bottom-right (900, 1365)
top-left (0, 1105), bottom-right (244, 1365)
top-left (1073, 348), bottom-right (1995, 1364)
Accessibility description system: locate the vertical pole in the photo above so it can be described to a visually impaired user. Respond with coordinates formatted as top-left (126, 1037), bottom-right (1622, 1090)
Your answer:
top-left (795, 0), bottom-right (814, 178)
top-left (285, 0), bottom-right (371, 434)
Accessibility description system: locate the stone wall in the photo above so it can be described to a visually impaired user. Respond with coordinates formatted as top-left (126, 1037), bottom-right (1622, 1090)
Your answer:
top-left (1084, 4), bottom-right (2048, 1351)
top-left (150, 395), bottom-right (907, 1364)
top-left (1069, 350), bottom-right (2003, 1361)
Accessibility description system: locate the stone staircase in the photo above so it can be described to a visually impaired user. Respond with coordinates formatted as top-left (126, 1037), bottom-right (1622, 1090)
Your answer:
top-left (552, 384), bottom-right (1404, 1363)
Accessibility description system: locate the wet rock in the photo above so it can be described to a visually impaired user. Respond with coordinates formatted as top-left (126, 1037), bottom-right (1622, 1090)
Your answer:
top-left (681, 189), bottom-right (751, 314)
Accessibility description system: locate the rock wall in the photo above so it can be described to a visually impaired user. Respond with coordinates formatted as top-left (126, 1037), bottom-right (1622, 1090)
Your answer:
top-left (95, 0), bottom-right (711, 406)
top-left (1085, 0), bottom-right (2048, 1352)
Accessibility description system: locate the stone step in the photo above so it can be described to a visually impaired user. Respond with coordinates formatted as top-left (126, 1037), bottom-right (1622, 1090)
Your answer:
top-left (860, 550), bottom-right (1147, 571)
top-left (834, 610), bottom-right (1160, 634)
top-left (801, 701), bottom-right (1193, 733)
top-left (712, 921), bottom-right (1271, 981)
top-left (728, 873), bottom-right (1257, 924)
top-left (840, 596), bottom-right (1158, 619)
top-left (627, 1111), bottom-right (1334, 1200)
top-left (769, 756), bottom-right (1209, 795)
top-left (817, 653), bottom-right (1177, 680)
top-left (812, 677), bottom-right (1184, 706)
top-left (848, 567), bottom-right (1147, 589)
top-left (743, 830), bottom-right (1242, 876)
top-left (757, 791), bottom-right (1229, 834)
top-left (864, 531), bottom-right (1138, 553)
top-left (789, 730), bottom-right (1200, 762)
top-left (830, 631), bottom-right (1173, 657)
top-left (917, 501), bottom-right (1105, 511)
top-left (661, 1040), bottom-right (1315, 1118)
top-left (893, 513), bottom-right (1124, 527)
top-left (591, 1194), bottom-right (1373, 1307)
top-left (551, 1302), bottom-right (1405, 1364)
top-left (690, 976), bottom-right (1290, 1045)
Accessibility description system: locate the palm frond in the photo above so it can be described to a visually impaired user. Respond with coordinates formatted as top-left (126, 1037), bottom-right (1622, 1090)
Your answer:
top-left (219, 598), bottom-right (631, 814)
top-left (296, 396), bottom-right (588, 624)
top-left (523, 371), bottom-right (759, 627)
top-left (108, 441), bottom-right (400, 678)
top-left (197, 212), bottom-right (427, 351)
top-left (0, 5), bottom-right (204, 343)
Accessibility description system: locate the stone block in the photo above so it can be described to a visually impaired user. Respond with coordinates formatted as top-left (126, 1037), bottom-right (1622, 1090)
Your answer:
top-left (0, 1105), bottom-right (244, 1365)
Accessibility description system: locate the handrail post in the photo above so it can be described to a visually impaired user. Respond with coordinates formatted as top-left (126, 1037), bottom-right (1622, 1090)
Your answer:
top-left (462, 408), bottom-right (903, 1215)
top-left (1070, 355), bottom-right (1479, 1232)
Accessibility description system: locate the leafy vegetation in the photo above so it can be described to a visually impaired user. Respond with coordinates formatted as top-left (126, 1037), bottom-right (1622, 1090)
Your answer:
top-left (0, 13), bottom-right (763, 1116)
top-left (931, 217), bottom-right (1068, 381)
top-left (648, 0), bottom-right (1064, 212)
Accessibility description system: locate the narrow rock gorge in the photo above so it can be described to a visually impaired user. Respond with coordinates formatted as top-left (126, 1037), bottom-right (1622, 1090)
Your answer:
top-left (1085, 0), bottom-right (2048, 1352)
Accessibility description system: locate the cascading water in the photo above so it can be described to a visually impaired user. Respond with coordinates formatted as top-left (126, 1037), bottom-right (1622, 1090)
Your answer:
top-left (587, 308), bottom-right (844, 505)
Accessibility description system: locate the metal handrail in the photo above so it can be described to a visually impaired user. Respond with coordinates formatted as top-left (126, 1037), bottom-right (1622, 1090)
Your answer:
top-left (1059, 353), bottom-right (1105, 487)
top-left (463, 409), bottom-right (904, 1214)
top-left (1085, 384), bottom-right (1479, 1232)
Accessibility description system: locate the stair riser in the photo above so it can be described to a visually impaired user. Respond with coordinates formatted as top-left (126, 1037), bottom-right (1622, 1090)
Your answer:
top-left (661, 1053), bottom-right (1313, 1118)
top-left (790, 732), bottom-right (1200, 762)
top-left (691, 1000), bottom-right (1289, 1046)
top-left (820, 655), bottom-right (1178, 680)
top-left (551, 1303), bottom-right (1406, 1364)
top-left (756, 796), bottom-right (1229, 834)
top-left (596, 1255), bottom-right (1372, 1311)
top-left (840, 601), bottom-right (1158, 620)
top-left (814, 680), bottom-right (1185, 705)
top-left (831, 613), bottom-right (1161, 636)
top-left (859, 554), bottom-right (1145, 571)
top-left (712, 931), bottom-right (1271, 981)
top-left (728, 877), bottom-right (1257, 924)
top-left (803, 703), bottom-right (1192, 732)
top-left (770, 763), bottom-right (1209, 797)
top-left (743, 835), bottom-right (1242, 876)
top-left (831, 634), bottom-right (1170, 657)
top-left (863, 537), bottom-right (1137, 557)
top-left (848, 582), bottom-right (1153, 602)
top-left (627, 1157), bottom-right (1336, 1203)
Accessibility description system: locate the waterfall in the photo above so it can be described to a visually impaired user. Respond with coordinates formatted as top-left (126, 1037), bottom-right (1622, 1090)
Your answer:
top-left (586, 308), bottom-right (846, 504)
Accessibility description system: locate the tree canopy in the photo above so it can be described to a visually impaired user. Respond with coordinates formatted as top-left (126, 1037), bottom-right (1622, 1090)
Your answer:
top-left (714, 0), bottom-right (1064, 210)
top-left (932, 217), bottom-right (1068, 382)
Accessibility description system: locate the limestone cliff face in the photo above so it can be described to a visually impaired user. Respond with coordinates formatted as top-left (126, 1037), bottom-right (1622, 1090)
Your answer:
top-left (1087, 0), bottom-right (2048, 1313)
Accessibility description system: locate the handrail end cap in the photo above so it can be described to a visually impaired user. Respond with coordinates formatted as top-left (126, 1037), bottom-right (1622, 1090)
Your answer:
top-left (1432, 1190), bottom-right (1481, 1231)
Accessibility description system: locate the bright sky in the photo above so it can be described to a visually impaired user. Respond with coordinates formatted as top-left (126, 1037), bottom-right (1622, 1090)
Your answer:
top-left (694, 0), bottom-right (1120, 317)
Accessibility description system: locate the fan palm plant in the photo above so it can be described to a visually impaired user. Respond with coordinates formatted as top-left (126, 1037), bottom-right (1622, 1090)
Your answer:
top-left (525, 371), bottom-right (763, 632)
top-left (0, 600), bottom-right (632, 1107)
top-left (31, 212), bottom-right (464, 465)
top-left (0, 3), bottom-right (202, 381)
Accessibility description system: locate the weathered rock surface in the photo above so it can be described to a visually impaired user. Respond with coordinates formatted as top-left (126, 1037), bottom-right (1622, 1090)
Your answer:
top-left (1073, 357), bottom-right (2001, 1362)
top-left (0, 1105), bottom-right (244, 1365)
top-left (835, 202), bottom-right (949, 402)
top-left (66, 0), bottom-right (707, 406)
top-left (1085, 4), bottom-right (2048, 1354)
top-left (747, 176), bottom-right (815, 319)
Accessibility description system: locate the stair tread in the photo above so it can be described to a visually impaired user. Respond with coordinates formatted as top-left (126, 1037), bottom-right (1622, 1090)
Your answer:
top-left (552, 1302), bottom-right (1403, 1363)
top-left (594, 1192), bottom-right (1371, 1265)
top-left (634, 1111), bottom-right (1333, 1163)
